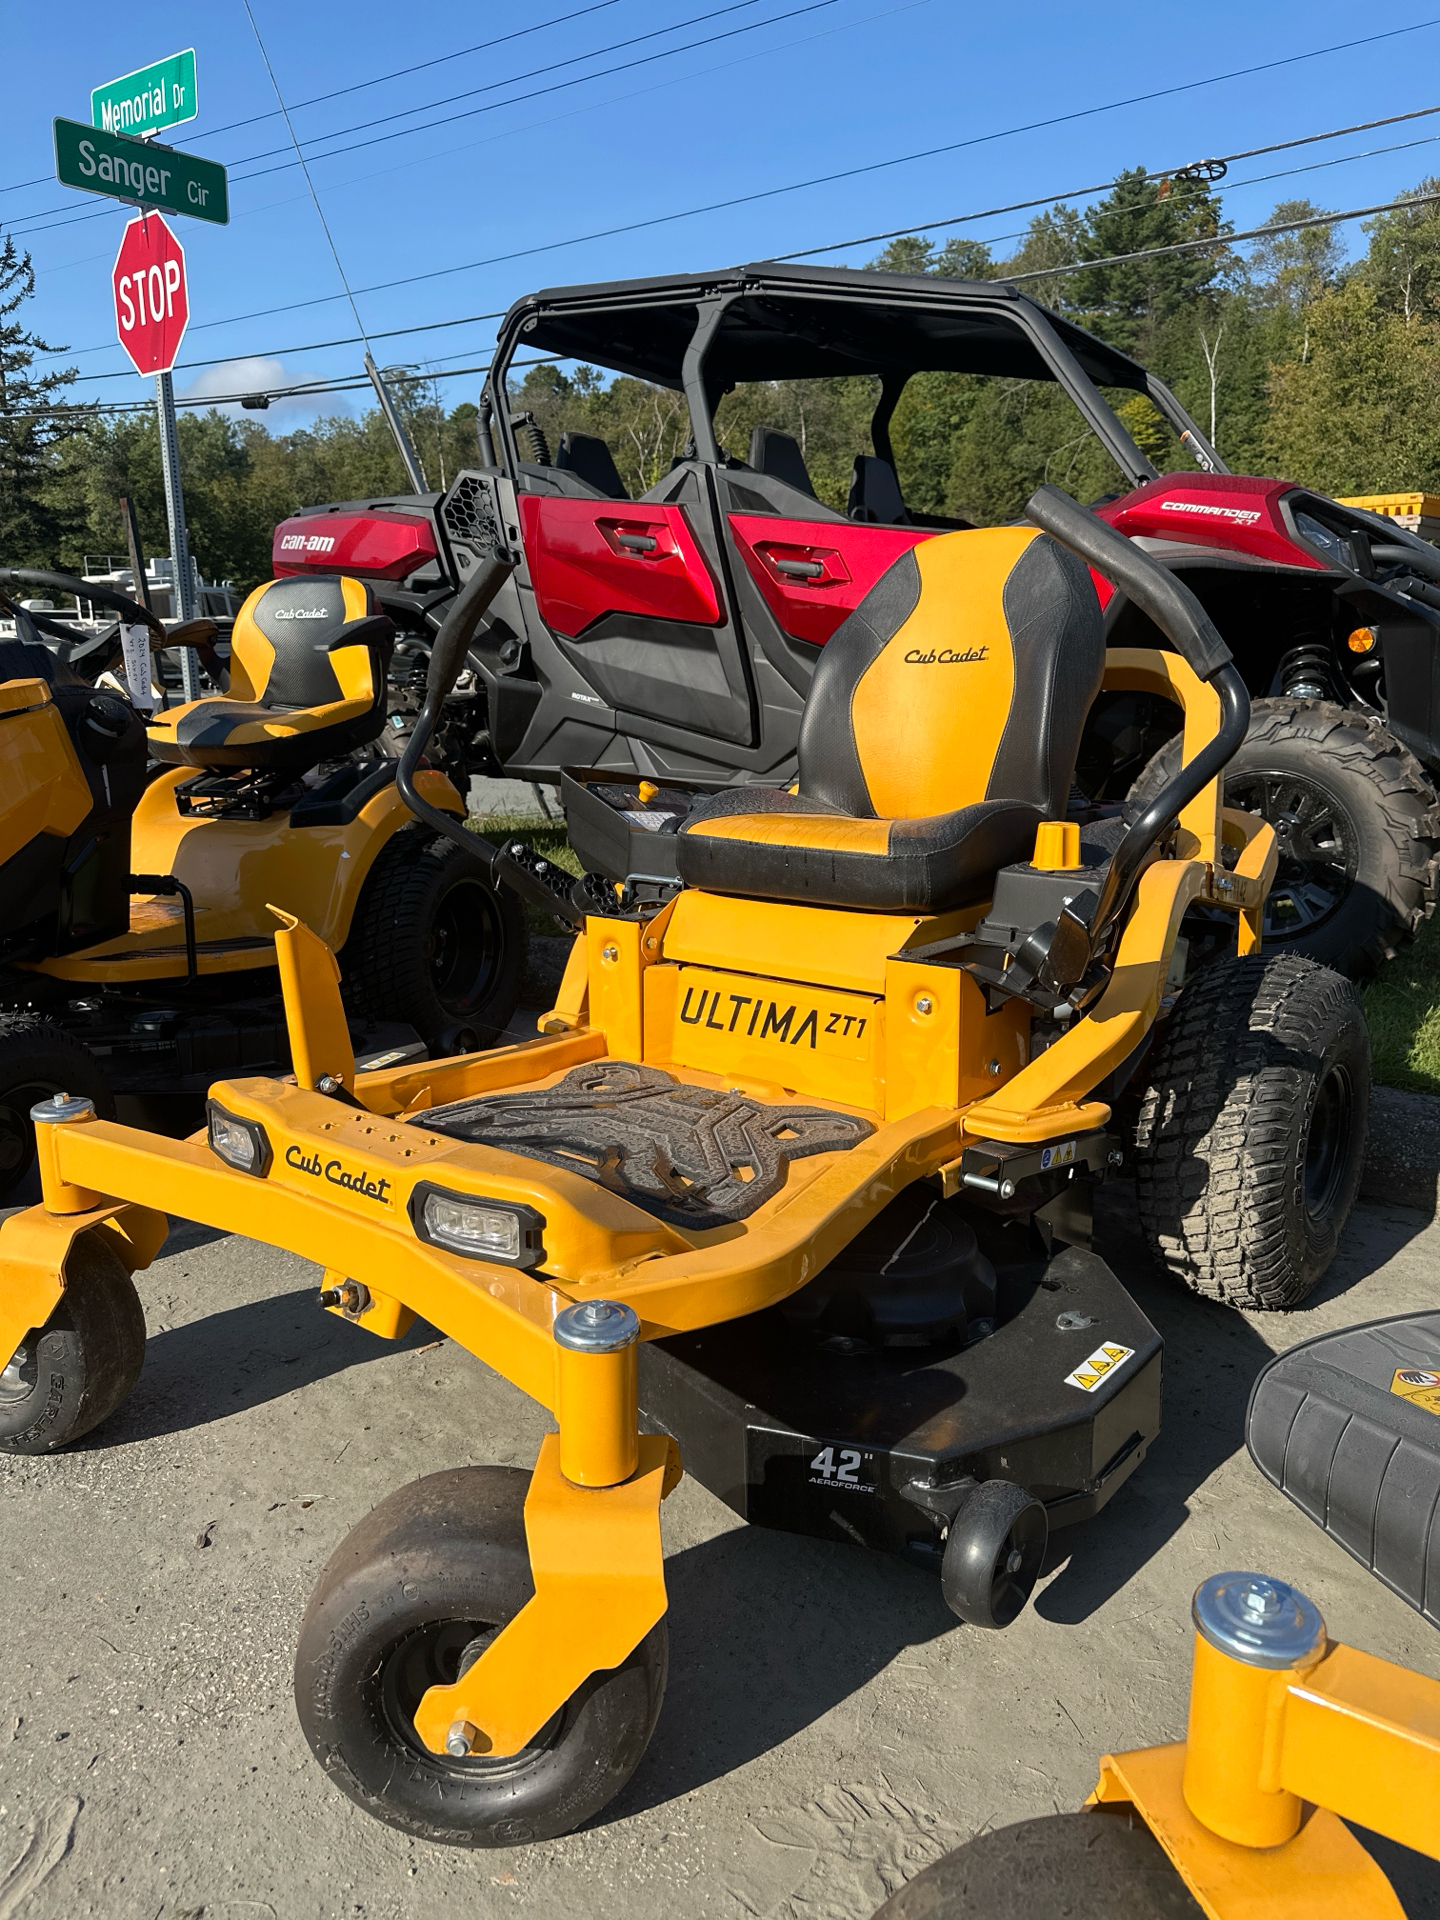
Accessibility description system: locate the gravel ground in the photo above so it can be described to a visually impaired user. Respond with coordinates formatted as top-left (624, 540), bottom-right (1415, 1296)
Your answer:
top-left (2, 1176), bottom-right (1438, 1919)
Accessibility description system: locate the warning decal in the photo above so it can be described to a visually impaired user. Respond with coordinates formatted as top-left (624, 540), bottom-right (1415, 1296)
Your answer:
top-left (1391, 1368), bottom-right (1440, 1416)
top-left (1064, 1341), bottom-right (1136, 1394)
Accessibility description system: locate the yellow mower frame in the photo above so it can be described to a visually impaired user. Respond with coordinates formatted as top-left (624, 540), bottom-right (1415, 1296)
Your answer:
top-left (0, 626), bottom-right (1276, 1764)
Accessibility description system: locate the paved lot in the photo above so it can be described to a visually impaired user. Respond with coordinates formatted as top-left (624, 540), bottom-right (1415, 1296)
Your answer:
top-left (2, 1176), bottom-right (1438, 1919)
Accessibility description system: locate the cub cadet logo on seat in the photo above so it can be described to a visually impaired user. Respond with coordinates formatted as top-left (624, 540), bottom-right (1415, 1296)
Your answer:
top-left (904, 645), bottom-right (988, 664)
top-left (285, 1143), bottom-right (392, 1203)
top-left (271, 606), bottom-right (332, 620)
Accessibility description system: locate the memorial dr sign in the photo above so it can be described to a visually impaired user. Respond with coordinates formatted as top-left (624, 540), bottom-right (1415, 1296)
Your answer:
top-left (112, 213), bottom-right (189, 377)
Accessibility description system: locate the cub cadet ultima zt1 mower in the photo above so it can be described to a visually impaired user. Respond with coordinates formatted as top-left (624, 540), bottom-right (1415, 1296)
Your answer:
top-left (0, 488), bottom-right (1368, 1845)
top-left (0, 565), bottom-right (523, 1198)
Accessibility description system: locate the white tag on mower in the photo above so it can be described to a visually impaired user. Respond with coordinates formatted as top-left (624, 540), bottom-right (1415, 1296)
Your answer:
top-left (121, 623), bottom-right (156, 714)
top-left (1064, 1341), bottom-right (1135, 1393)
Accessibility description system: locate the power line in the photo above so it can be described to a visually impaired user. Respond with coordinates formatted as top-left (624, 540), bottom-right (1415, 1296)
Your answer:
top-left (1001, 189), bottom-right (1440, 287)
top-left (2, 0), bottom-right (815, 233)
top-left (776, 102), bottom-right (1440, 262)
top-left (63, 309), bottom-right (510, 384)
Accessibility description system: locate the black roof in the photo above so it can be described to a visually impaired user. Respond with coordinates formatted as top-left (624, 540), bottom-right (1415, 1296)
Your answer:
top-left (503, 260), bottom-right (1149, 393)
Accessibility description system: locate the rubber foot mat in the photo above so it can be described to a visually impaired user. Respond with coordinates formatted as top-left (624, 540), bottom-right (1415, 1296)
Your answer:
top-left (417, 1061), bottom-right (873, 1229)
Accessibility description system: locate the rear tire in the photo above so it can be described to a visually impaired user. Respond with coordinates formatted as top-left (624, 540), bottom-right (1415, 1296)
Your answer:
top-left (341, 826), bottom-right (526, 1049)
top-left (1129, 699), bottom-right (1440, 979)
top-left (869, 1811), bottom-right (1203, 1918)
top-left (0, 1231), bottom-right (145, 1454)
top-left (0, 1012), bottom-right (114, 1206)
top-left (1132, 954), bottom-right (1369, 1309)
top-left (294, 1465), bottom-right (667, 1846)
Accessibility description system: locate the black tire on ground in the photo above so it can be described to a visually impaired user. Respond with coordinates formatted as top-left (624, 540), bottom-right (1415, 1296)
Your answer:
top-left (293, 1464), bottom-right (668, 1847)
top-left (339, 825), bottom-right (526, 1049)
top-left (0, 1230), bottom-right (146, 1454)
top-left (0, 1011), bottom-right (115, 1206)
top-left (869, 1811), bottom-right (1203, 1919)
top-left (1132, 954), bottom-right (1369, 1310)
top-left (1128, 698), bottom-right (1440, 979)
top-left (941, 1481), bottom-right (1048, 1629)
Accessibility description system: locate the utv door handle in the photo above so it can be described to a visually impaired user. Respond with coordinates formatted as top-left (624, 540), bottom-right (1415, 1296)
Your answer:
top-left (773, 558), bottom-right (825, 578)
top-left (615, 531), bottom-right (659, 553)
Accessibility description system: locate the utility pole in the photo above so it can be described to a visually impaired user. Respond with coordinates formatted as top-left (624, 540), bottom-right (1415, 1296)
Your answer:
top-left (155, 366), bottom-right (201, 700)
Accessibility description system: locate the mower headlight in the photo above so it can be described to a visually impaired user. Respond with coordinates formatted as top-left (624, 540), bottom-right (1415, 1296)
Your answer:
top-left (408, 1181), bottom-right (545, 1268)
top-left (206, 1101), bottom-right (272, 1177)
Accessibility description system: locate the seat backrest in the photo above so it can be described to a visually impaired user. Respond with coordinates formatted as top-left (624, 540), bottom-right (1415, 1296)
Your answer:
top-left (556, 431), bottom-right (628, 499)
top-left (795, 527), bottom-right (1103, 820)
top-left (748, 427), bottom-right (817, 498)
top-left (228, 574), bottom-right (393, 711)
top-left (848, 454), bottom-right (909, 525)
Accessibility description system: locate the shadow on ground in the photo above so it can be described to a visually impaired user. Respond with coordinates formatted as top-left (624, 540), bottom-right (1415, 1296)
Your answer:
top-left (93, 1286), bottom-right (439, 1443)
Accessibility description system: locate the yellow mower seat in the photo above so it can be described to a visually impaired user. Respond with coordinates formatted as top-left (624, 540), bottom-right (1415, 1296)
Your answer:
top-left (676, 526), bottom-right (1105, 912)
top-left (146, 574), bottom-right (393, 775)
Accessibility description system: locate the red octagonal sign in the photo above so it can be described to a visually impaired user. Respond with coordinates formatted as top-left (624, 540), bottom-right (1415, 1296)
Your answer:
top-left (113, 211), bottom-right (189, 376)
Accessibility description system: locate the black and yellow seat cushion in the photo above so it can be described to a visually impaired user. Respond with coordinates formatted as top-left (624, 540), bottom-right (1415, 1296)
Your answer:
top-left (146, 575), bottom-right (394, 775)
top-left (676, 526), bottom-right (1104, 912)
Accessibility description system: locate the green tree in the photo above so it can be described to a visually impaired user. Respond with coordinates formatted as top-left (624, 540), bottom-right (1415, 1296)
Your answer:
top-left (0, 237), bottom-right (86, 565)
top-left (1247, 200), bottom-right (1343, 315)
top-left (1358, 180), bottom-right (1440, 325)
top-left (1067, 168), bottom-right (1231, 361)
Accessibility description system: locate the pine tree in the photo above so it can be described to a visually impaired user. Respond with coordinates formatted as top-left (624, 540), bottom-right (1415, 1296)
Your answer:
top-left (0, 236), bottom-right (85, 564)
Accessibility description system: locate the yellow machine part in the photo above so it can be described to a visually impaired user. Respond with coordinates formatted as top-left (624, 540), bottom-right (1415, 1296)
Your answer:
top-left (27, 762), bottom-right (464, 983)
top-left (0, 680), bottom-right (93, 863)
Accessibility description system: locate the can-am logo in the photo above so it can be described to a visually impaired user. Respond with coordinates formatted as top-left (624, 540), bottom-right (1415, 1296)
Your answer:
top-left (1160, 500), bottom-right (1262, 526)
top-left (271, 606), bottom-right (331, 620)
top-left (279, 532), bottom-right (336, 553)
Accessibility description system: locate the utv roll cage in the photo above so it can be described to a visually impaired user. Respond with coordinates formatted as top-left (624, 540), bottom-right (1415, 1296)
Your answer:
top-left (481, 260), bottom-right (1226, 495)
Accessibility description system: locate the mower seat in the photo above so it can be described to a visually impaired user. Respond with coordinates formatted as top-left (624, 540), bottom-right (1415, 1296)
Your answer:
top-left (146, 574), bottom-right (393, 776)
top-left (676, 526), bottom-right (1104, 912)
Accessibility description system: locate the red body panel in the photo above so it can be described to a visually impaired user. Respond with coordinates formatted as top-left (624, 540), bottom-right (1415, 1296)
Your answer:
top-left (1096, 472), bottom-right (1324, 570)
top-left (272, 509), bottom-right (438, 580)
top-left (728, 514), bottom-right (933, 645)
top-left (519, 497), bottom-right (721, 637)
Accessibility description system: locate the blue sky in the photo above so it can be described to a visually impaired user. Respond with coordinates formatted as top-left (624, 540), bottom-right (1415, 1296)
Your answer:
top-left (8, 2), bottom-right (1440, 429)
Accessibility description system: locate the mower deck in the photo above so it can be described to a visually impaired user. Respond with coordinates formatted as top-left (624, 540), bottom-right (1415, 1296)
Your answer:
top-left (639, 1241), bottom-right (1161, 1561)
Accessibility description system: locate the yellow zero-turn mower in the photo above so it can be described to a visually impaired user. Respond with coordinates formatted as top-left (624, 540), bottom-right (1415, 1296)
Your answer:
top-left (0, 566), bottom-right (525, 1198)
top-left (0, 489), bottom-right (1370, 1846)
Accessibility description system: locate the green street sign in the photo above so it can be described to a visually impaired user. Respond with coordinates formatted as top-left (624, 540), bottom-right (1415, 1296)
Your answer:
top-left (53, 118), bottom-right (228, 226)
top-left (92, 49), bottom-right (197, 139)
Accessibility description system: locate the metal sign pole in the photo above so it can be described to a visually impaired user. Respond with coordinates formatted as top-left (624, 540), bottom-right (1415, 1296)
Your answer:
top-left (155, 365), bottom-right (201, 700)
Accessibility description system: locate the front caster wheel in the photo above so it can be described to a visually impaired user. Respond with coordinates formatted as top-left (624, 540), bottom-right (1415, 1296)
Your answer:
top-left (0, 1230), bottom-right (146, 1454)
top-left (294, 1464), bottom-right (668, 1846)
top-left (941, 1480), bottom-right (1048, 1628)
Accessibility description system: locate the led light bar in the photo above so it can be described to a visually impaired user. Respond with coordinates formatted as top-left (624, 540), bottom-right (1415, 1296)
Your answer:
top-left (408, 1180), bottom-right (545, 1269)
top-left (206, 1100), bottom-right (272, 1177)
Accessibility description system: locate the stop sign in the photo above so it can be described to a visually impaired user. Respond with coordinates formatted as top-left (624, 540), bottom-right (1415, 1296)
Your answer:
top-left (113, 212), bottom-right (189, 375)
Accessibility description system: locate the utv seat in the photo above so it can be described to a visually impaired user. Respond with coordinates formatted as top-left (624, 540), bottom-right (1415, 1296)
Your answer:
top-left (849, 455), bottom-right (911, 524)
top-left (676, 527), bottom-right (1104, 912)
top-left (146, 574), bottom-right (393, 776)
top-left (555, 431), bottom-right (628, 499)
top-left (749, 428), bottom-right (818, 499)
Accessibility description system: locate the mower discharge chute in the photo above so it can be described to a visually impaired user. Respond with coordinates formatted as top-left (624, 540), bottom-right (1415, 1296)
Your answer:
top-left (0, 491), bottom-right (1368, 1847)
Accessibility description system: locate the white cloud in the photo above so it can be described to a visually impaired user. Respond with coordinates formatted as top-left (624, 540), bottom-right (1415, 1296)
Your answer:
top-left (177, 355), bottom-right (359, 425)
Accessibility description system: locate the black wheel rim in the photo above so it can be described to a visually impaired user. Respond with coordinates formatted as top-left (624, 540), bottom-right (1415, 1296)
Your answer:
top-left (1225, 770), bottom-right (1359, 942)
top-left (0, 1075), bottom-right (70, 1202)
top-left (1304, 1064), bottom-right (1354, 1221)
top-left (427, 877), bottom-right (509, 1019)
top-left (377, 1617), bottom-right (561, 1777)
top-left (988, 1504), bottom-right (1048, 1628)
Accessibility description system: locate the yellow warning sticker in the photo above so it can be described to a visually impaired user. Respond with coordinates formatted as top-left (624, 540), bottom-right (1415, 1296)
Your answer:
top-left (1064, 1340), bottom-right (1136, 1394)
top-left (1391, 1368), bottom-right (1440, 1416)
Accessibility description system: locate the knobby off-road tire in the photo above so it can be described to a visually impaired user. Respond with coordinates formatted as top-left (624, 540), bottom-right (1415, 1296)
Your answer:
top-left (0, 1011), bottom-right (114, 1205)
top-left (294, 1465), bottom-right (668, 1846)
top-left (870, 1811), bottom-right (1203, 1919)
top-left (1129, 698), bottom-right (1440, 979)
top-left (0, 1231), bottom-right (145, 1454)
top-left (1132, 954), bottom-right (1369, 1309)
top-left (340, 825), bottom-right (526, 1050)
